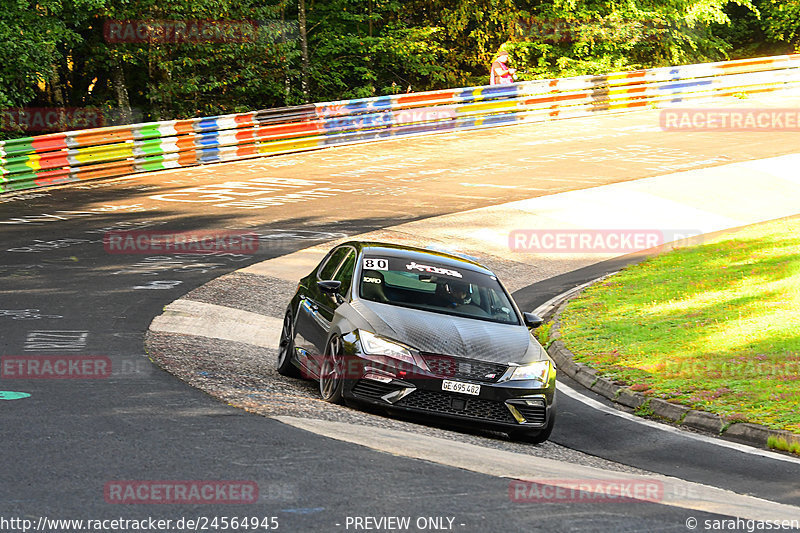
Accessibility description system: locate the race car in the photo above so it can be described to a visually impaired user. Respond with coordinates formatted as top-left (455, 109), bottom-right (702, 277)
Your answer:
top-left (277, 241), bottom-right (556, 442)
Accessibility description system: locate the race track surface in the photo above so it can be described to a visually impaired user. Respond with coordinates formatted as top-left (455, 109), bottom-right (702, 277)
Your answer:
top-left (2, 97), bottom-right (800, 532)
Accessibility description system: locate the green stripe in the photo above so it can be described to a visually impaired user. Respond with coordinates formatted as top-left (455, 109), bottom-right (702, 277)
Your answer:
top-left (3, 155), bottom-right (38, 175)
top-left (136, 124), bottom-right (165, 140)
top-left (136, 153), bottom-right (176, 171)
top-left (138, 138), bottom-right (167, 155)
top-left (2, 137), bottom-right (36, 156)
top-left (5, 174), bottom-right (39, 190)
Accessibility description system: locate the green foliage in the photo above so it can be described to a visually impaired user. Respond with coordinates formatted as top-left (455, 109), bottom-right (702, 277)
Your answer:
top-left (635, 398), bottom-right (655, 417)
top-left (303, 0), bottom-right (452, 100)
top-left (1, 0), bottom-right (799, 135)
top-left (0, 1), bottom-right (80, 109)
top-left (756, 0), bottom-right (800, 52)
top-left (507, 0), bottom-right (759, 79)
top-left (767, 435), bottom-right (800, 455)
top-left (533, 321), bottom-right (553, 349)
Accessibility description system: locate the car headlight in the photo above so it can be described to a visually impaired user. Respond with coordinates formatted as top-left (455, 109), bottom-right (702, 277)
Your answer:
top-left (509, 360), bottom-right (551, 382)
top-left (358, 330), bottom-right (416, 365)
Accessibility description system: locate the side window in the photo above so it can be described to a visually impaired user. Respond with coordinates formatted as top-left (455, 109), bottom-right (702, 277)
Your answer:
top-left (333, 251), bottom-right (356, 296)
top-left (318, 247), bottom-right (349, 280)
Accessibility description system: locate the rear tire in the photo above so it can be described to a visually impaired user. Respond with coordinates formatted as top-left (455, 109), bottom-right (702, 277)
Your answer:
top-left (277, 309), bottom-right (300, 377)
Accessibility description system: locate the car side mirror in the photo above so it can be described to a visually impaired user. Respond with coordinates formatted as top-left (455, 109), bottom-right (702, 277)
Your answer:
top-left (317, 280), bottom-right (342, 293)
top-left (523, 312), bottom-right (543, 329)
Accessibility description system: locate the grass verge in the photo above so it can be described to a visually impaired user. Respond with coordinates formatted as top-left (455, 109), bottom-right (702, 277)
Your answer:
top-left (558, 216), bottom-right (800, 436)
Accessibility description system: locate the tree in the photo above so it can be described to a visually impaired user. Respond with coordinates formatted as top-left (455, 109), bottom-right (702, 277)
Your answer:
top-left (756, 0), bottom-right (800, 52)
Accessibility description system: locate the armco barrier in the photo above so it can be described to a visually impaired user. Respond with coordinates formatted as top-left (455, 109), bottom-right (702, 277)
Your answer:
top-left (2, 53), bottom-right (800, 193)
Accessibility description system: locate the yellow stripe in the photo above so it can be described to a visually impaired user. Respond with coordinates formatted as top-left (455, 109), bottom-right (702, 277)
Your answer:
top-left (25, 153), bottom-right (41, 171)
top-left (258, 137), bottom-right (323, 154)
top-left (458, 101), bottom-right (514, 114)
top-left (72, 143), bottom-right (134, 164)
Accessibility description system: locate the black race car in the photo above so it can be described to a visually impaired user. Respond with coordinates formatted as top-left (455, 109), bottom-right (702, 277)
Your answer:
top-left (277, 241), bottom-right (556, 442)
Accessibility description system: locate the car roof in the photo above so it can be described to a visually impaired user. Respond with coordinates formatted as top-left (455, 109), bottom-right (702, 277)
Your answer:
top-left (341, 241), bottom-right (496, 277)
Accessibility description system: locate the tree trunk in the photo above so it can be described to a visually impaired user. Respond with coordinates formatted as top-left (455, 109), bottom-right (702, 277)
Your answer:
top-left (50, 64), bottom-right (65, 107)
top-left (298, 0), bottom-right (310, 101)
top-left (281, 6), bottom-right (291, 104)
top-left (111, 59), bottom-right (133, 124)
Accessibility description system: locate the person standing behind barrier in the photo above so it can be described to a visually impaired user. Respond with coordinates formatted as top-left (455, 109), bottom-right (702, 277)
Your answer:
top-left (490, 48), bottom-right (516, 85)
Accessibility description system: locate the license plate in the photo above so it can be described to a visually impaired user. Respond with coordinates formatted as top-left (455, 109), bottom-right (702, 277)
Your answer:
top-left (442, 380), bottom-right (481, 396)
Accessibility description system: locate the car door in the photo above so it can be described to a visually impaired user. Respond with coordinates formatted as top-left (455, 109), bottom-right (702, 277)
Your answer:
top-left (293, 246), bottom-right (356, 373)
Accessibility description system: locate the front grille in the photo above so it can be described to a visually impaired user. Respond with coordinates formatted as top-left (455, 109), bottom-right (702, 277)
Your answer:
top-left (420, 353), bottom-right (507, 383)
top-left (395, 389), bottom-right (516, 423)
top-left (513, 404), bottom-right (547, 424)
top-left (352, 379), bottom-right (399, 401)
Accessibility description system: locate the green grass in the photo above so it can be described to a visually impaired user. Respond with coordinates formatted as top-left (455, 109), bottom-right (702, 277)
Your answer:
top-left (559, 217), bottom-right (800, 435)
top-left (767, 435), bottom-right (800, 454)
top-left (534, 321), bottom-right (554, 349)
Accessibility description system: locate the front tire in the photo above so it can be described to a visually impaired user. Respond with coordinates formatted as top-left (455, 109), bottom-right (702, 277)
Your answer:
top-left (277, 309), bottom-right (300, 377)
top-left (319, 336), bottom-right (344, 404)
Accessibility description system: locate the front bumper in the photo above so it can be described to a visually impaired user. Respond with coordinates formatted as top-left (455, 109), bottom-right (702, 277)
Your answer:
top-left (341, 355), bottom-right (556, 431)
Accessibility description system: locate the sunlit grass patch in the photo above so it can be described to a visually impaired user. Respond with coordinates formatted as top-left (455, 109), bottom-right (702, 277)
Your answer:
top-left (559, 217), bottom-right (800, 434)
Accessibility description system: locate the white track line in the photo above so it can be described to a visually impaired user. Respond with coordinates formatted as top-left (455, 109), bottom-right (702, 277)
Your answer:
top-left (558, 382), bottom-right (800, 466)
top-left (150, 299), bottom-right (283, 349)
top-left (277, 416), bottom-right (800, 521)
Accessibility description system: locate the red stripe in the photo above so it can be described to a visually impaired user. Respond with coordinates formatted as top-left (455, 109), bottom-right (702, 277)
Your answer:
top-left (176, 136), bottom-right (197, 166)
top-left (174, 120), bottom-right (195, 135)
top-left (236, 145), bottom-right (259, 156)
top-left (718, 57), bottom-right (777, 69)
top-left (33, 168), bottom-right (72, 185)
top-left (256, 121), bottom-right (320, 140)
top-left (523, 92), bottom-right (590, 105)
top-left (397, 89), bottom-right (456, 106)
top-left (234, 112), bottom-right (256, 127)
top-left (72, 127), bottom-right (134, 146)
top-left (31, 133), bottom-right (68, 152)
top-left (235, 129), bottom-right (257, 141)
top-left (623, 70), bottom-right (646, 79)
top-left (73, 160), bottom-right (135, 180)
top-left (37, 151), bottom-right (70, 170)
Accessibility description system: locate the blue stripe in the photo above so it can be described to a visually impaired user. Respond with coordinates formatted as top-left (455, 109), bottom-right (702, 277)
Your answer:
top-left (195, 132), bottom-right (220, 146)
top-left (195, 117), bottom-right (221, 132)
top-left (658, 80), bottom-right (714, 92)
top-left (196, 147), bottom-right (221, 163)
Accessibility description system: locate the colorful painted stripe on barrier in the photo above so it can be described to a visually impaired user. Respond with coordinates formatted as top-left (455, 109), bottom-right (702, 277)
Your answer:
top-left (2, 53), bottom-right (800, 193)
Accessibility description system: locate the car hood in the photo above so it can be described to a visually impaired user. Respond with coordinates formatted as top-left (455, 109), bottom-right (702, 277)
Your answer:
top-left (346, 299), bottom-right (545, 364)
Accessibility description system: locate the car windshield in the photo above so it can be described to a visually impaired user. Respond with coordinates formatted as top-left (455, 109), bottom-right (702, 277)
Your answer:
top-left (358, 255), bottom-right (520, 325)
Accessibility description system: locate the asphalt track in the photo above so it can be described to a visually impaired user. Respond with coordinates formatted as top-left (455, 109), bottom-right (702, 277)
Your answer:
top-left (2, 97), bottom-right (800, 532)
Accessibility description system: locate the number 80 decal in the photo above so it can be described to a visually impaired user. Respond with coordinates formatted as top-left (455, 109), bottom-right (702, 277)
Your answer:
top-left (363, 258), bottom-right (388, 270)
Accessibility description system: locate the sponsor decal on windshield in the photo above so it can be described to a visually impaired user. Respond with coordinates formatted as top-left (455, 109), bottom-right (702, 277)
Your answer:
top-left (405, 261), bottom-right (463, 278)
